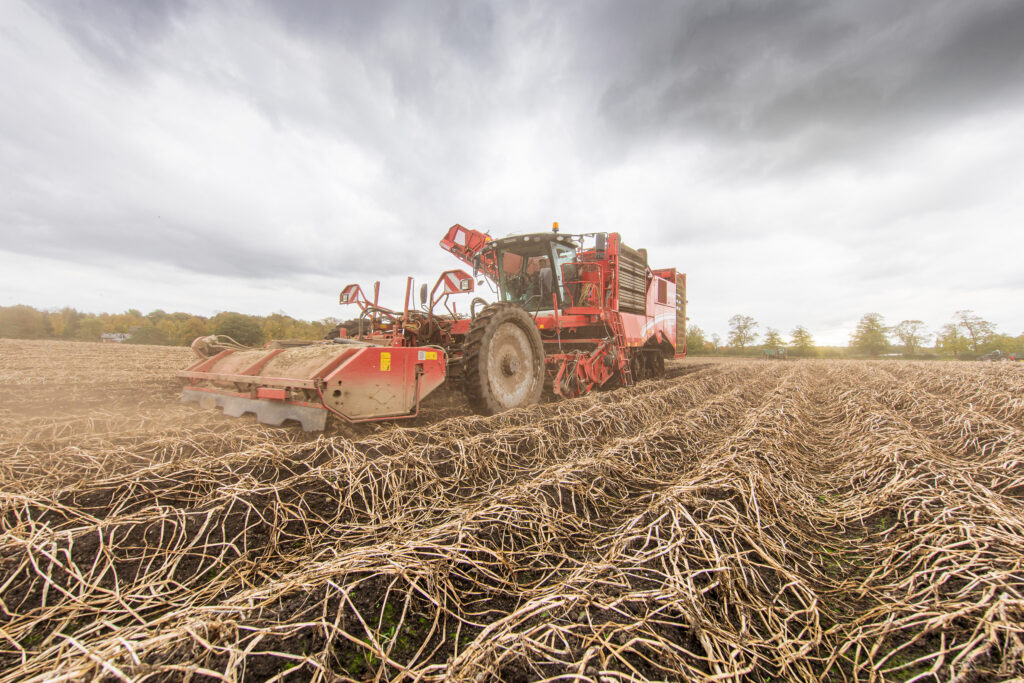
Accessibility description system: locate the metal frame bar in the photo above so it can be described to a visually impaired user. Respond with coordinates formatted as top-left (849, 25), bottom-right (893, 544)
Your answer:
top-left (240, 348), bottom-right (284, 376)
top-left (183, 349), bottom-right (235, 374)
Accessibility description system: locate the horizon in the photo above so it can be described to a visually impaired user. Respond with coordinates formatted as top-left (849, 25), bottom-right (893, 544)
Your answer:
top-left (3, 300), bottom-right (1016, 351)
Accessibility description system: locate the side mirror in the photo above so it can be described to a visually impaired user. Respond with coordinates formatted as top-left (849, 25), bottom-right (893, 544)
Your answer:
top-left (595, 233), bottom-right (607, 260)
top-left (419, 283), bottom-right (428, 306)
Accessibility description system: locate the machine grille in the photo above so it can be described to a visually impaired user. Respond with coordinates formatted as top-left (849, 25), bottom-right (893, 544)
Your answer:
top-left (618, 243), bottom-right (648, 315)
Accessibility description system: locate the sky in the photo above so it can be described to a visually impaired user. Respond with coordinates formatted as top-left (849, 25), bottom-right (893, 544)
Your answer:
top-left (2, 0), bottom-right (1023, 345)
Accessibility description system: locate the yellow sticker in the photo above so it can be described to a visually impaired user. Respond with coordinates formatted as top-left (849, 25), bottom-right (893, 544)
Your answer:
top-left (425, 351), bottom-right (437, 360)
top-left (380, 352), bottom-right (391, 372)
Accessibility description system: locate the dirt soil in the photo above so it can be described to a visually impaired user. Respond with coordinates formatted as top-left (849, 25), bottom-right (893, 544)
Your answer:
top-left (0, 339), bottom-right (1022, 682)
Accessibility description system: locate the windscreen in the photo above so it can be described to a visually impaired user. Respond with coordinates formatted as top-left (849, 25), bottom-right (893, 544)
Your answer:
top-left (497, 249), bottom-right (556, 311)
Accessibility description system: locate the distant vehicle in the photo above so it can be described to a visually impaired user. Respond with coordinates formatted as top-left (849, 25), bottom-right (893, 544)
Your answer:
top-left (763, 348), bottom-right (787, 360)
top-left (978, 350), bottom-right (1015, 362)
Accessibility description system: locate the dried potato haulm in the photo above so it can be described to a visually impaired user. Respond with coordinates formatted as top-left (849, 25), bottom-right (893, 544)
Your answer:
top-left (0, 340), bottom-right (1021, 681)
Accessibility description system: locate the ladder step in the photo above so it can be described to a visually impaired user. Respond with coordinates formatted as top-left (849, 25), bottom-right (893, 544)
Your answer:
top-left (609, 314), bottom-right (633, 387)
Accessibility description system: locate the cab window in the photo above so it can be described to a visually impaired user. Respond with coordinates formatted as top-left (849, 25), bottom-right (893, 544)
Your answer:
top-left (551, 243), bottom-right (579, 307)
top-left (498, 250), bottom-right (552, 311)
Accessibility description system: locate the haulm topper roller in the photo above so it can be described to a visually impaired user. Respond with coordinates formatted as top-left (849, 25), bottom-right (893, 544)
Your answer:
top-left (180, 223), bottom-right (686, 429)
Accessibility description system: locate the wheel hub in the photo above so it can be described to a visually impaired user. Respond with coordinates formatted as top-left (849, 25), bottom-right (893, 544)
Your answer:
top-left (501, 354), bottom-right (520, 376)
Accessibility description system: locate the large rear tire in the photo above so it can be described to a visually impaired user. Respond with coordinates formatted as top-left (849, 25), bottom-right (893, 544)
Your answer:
top-left (463, 302), bottom-right (545, 415)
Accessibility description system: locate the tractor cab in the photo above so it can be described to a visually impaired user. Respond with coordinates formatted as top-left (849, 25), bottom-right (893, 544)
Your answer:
top-left (480, 232), bottom-right (591, 312)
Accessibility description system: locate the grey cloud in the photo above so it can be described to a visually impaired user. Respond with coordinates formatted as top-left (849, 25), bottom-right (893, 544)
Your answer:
top-left (264, 1), bottom-right (497, 65)
top-left (585, 0), bottom-right (1024, 169)
top-left (0, 206), bottom-right (416, 280)
top-left (202, 1), bottom-right (501, 128)
top-left (34, 0), bottom-right (1024, 148)
top-left (33, 0), bottom-right (193, 75)
top-left (759, 3), bottom-right (1024, 137)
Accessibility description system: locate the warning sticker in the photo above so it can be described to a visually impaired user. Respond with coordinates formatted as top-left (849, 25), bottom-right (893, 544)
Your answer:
top-left (417, 350), bottom-right (439, 361)
top-left (380, 352), bottom-right (391, 372)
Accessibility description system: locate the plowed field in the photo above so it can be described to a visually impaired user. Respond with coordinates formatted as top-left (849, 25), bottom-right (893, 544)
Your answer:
top-left (0, 339), bottom-right (1022, 682)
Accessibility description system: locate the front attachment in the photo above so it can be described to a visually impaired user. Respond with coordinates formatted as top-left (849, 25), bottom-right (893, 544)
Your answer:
top-left (179, 340), bottom-right (446, 430)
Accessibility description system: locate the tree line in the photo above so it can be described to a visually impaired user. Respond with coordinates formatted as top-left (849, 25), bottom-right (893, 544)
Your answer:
top-left (4, 303), bottom-right (1019, 359)
top-left (687, 310), bottom-right (1023, 358)
top-left (0, 305), bottom-right (343, 347)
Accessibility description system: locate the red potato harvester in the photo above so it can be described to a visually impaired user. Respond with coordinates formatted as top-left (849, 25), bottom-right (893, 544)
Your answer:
top-left (180, 223), bottom-right (687, 429)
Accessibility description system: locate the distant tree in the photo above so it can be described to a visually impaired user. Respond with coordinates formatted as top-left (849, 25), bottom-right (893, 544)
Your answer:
top-left (727, 315), bottom-right (759, 351)
top-left (790, 325), bottom-right (816, 357)
top-left (74, 317), bottom-right (104, 341)
top-left (954, 310), bottom-right (995, 351)
top-left (936, 323), bottom-right (968, 357)
top-left (177, 316), bottom-right (209, 345)
top-left (126, 326), bottom-right (169, 345)
top-left (710, 333), bottom-right (721, 352)
top-left (986, 333), bottom-right (1018, 353)
top-left (48, 307), bottom-right (80, 338)
top-left (146, 309), bottom-right (168, 325)
top-left (891, 320), bottom-right (928, 355)
top-left (290, 318), bottom-right (329, 340)
top-left (850, 313), bottom-right (890, 356)
top-left (147, 313), bottom-right (209, 345)
top-left (103, 310), bottom-right (143, 333)
top-left (0, 305), bottom-right (51, 339)
top-left (155, 318), bottom-right (176, 343)
top-left (262, 312), bottom-right (293, 340)
top-left (211, 312), bottom-right (265, 346)
top-left (686, 324), bottom-right (707, 355)
top-left (1, 304), bottom-right (336, 346)
top-left (762, 328), bottom-right (784, 349)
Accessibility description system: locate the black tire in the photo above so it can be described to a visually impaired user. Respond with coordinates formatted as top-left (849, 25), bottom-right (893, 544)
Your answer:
top-left (630, 348), bottom-right (666, 381)
top-left (462, 302), bottom-right (545, 415)
top-left (651, 350), bottom-right (665, 377)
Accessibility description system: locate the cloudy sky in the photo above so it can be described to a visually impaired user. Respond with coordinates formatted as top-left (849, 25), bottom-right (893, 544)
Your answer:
top-left (2, 0), bottom-right (1023, 344)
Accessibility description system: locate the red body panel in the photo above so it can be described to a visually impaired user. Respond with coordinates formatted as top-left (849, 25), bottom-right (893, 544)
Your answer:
top-left (620, 272), bottom-right (676, 348)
